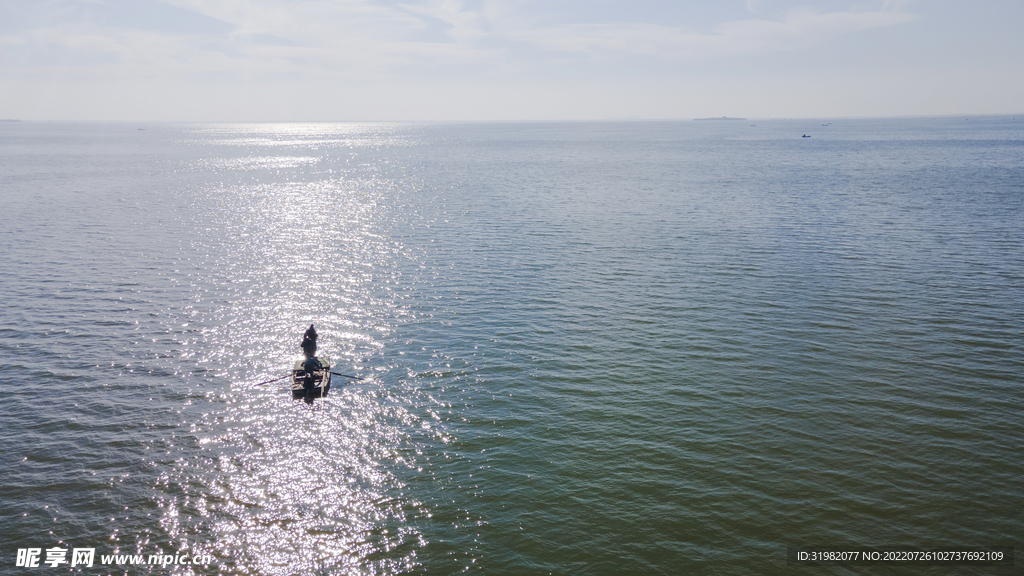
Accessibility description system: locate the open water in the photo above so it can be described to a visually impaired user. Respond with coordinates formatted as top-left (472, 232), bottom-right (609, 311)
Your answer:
top-left (1, 118), bottom-right (1022, 575)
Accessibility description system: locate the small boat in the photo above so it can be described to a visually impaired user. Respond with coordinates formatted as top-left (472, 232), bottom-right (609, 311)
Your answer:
top-left (802, 134), bottom-right (811, 138)
top-left (291, 356), bottom-right (331, 399)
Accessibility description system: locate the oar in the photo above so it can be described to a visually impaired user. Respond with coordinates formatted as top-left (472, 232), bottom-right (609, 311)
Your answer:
top-left (254, 374), bottom-right (291, 386)
top-left (331, 372), bottom-right (364, 381)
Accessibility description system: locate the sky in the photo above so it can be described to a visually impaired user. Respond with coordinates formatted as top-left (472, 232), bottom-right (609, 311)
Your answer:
top-left (0, 0), bottom-right (1022, 121)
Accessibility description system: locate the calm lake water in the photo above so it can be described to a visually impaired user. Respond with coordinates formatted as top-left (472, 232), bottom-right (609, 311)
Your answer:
top-left (1, 118), bottom-right (1022, 575)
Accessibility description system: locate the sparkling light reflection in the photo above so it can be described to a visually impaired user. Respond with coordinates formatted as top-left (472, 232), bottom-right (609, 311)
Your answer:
top-left (152, 124), bottom-right (450, 574)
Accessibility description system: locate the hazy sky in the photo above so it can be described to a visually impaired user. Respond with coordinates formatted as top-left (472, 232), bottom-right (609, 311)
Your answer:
top-left (1, 0), bottom-right (1022, 121)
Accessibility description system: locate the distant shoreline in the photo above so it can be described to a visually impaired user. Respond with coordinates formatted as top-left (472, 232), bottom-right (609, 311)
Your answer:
top-left (0, 119), bottom-right (22, 122)
top-left (693, 116), bottom-right (746, 121)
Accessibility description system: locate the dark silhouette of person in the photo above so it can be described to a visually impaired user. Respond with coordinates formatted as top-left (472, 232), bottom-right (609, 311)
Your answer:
top-left (301, 324), bottom-right (318, 358)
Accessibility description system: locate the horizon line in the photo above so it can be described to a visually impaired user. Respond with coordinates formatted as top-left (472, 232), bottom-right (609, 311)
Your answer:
top-left (3, 112), bottom-right (1023, 124)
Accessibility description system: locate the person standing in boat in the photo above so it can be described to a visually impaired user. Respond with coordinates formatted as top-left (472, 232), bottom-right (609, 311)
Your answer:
top-left (301, 324), bottom-right (318, 358)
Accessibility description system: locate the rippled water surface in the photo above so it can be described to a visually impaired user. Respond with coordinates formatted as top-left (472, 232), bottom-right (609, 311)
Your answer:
top-left (1, 118), bottom-right (1022, 574)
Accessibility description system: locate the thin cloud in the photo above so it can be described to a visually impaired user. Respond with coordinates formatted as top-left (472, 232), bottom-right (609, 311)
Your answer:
top-left (15, 0), bottom-right (1002, 121)
top-left (1, 2), bottom-right (917, 76)
top-left (507, 8), bottom-right (917, 59)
